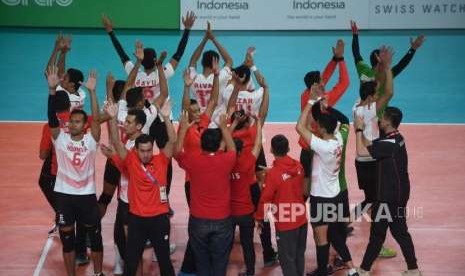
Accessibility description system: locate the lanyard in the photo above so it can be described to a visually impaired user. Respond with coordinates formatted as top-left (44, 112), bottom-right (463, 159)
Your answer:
top-left (140, 164), bottom-right (159, 186)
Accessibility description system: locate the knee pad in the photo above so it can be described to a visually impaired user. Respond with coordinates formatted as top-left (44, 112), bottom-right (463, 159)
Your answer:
top-left (59, 230), bottom-right (75, 253)
top-left (86, 224), bottom-right (103, 252)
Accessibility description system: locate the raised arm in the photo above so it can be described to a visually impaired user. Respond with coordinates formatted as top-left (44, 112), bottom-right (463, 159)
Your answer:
top-left (391, 35), bottom-right (424, 77)
top-left (45, 34), bottom-right (64, 78)
top-left (160, 100), bottom-right (176, 157)
top-left (56, 35), bottom-right (71, 78)
top-left (219, 114), bottom-right (236, 152)
top-left (175, 110), bottom-right (193, 155)
top-left (46, 66), bottom-right (61, 140)
top-left (296, 101), bottom-right (314, 145)
top-left (104, 101), bottom-right (128, 160)
top-left (82, 70), bottom-right (101, 142)
top-left (257, 73), bottom-right (269, 121)
top-left (182, 69), bottom-right (195, 110)
top-left (350, 20), bottom-right (363, 64)
top-left (153, 51), bottom-right (168, 108)
top-left (102, 14), bottom-right (130, 65)
top-left (325, 40), bottom-right (349, 107)
top-left (204, 57), bottom-right (220, 117)
top-left (170, 11), bottom-right (195, 70)
top-left (209, 26), bottom-right (233, 68)
top-left (376, 46), bottom-right (394, 114)
top-left (120, 40), bottom-right (143, 100)
top-left (251, 118), bottom-right (263, 157)
top-left (189, 22), bottom-right (210, 68)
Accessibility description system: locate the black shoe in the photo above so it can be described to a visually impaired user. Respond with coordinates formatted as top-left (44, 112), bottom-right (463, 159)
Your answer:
top-left (306, 266), bottom-right (335, 276)
top-left (263, 251), bottom-right (278, 267)
top-left (333, 257), bottom-right (348, 271)
top-left (75, 253), bottom-right (90, 266)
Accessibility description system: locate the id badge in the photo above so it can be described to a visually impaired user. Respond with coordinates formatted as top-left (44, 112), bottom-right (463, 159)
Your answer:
top-left (159, 186), bottom-right (168, 203)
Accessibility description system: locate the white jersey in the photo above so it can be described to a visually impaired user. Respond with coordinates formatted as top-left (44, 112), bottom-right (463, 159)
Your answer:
top-left (221, 83), bottom-right (264, 117)
top-left (353, 101), bottom-right (379, 160)
top-left (118, 139), bottom-right (135, 203)
top-left (310, 133), bottom-right (343, 198)
top-left (125, 61), bottom-right (175, 104)
top-left (53, 131), bottom-right (98, 195)
top-left (189, 66), bottom-right (231, 112)
top-left (116, 99), bottom-right (157, 142)
top-left (56, 85), bottom-right (86, 111)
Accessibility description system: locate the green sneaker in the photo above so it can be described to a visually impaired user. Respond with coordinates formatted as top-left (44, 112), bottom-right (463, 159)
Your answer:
top-left (378, 246), bottom-right (397, 258)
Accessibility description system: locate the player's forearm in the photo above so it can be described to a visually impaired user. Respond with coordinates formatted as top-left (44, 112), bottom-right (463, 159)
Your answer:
top-left (212, 37), bottom-right (233, 67)
top-left (108, 31), bottom-right (130, 64)
top-left (46, 48), bottom-right (59, 77)
top-left (352, 33), bottom-right (363, 64)
top-left (258, 86), bottom-right (269, 121)
top-left (227, 86), bottom-right (240, 114)
top-left (189, 36), bottom-right (208, 67)
top-left (56, 51), bottom-right (67, 78)
top-left (47, 94), bottom-right (59, 128)
top-left (172, 29), bottom-right (191, 62)
top-left (392, 48), bottom-right (415, 77)
top-left (155, 63), bottom-right (169, 107)
top-left (221, 127), bottom-right (236, 152)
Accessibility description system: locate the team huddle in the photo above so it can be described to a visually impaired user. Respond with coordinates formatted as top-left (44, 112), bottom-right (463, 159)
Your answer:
top-left (38, 12), bottom-right (425, 276)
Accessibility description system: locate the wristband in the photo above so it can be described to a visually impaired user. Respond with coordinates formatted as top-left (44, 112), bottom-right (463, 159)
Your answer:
top-left (250, 65), bottom-right (257, 72)
top-left (356, 128), bottom-right (364, 133)
top-left (332, 56), bottom-right (344, 62)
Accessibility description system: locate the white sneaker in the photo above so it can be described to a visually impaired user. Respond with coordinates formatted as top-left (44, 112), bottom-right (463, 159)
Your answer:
top-left (356, 268), bottom-right (371, 276)
top-left (401, 269), bottom-right (422, 276)
top-left (113, 244), bottom-right (124, 275)
top-left (152, 243), bottom-right (176, 262)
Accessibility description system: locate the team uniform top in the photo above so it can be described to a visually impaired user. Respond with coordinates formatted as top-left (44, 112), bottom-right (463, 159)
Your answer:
top-left (56, 85), bottom-right (86, 111)
top-left (230, 151), bottom-right (257, 216)
top-left (310, 132), bottom-right (343, 198)
top-left (353, 101), bottom-right (379, 160)
top-left (117, 139), bottom-right (135, 203)
top-left (116, 99), bottom-right (158, 143)
top-left (53, 131), bottom-right (98, 195)
top-left (124, 61), bottom-right (175, 104)
top-left (189, 66), bottom-right (231, 111)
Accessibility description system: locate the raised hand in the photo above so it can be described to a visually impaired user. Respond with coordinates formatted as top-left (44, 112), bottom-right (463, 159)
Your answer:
top-left (179, 110), bottom-right (193, 131)
top-left (61, 35), bottom-right (72, 52)
top-left (410, 35), bottom-right (425, 50)
top-left (134, 40), bottom-right (144, 61)
top-left (332, 39), bottom-right (345, 58)
top-left (100, 144), bottom-right (116, 158)
top-left (244, 46), bottom-right (255, 67)
top-left (102, 14), bottom-right (113, 33)
top-left (54, 33), bottom-right (64, 50)
top-left (211, 56), bottom-right (220, 75)
top-left (106, 73), bottom-right (115, 95)
top-left (156, 51), bottom-right (167, 66)
top-left (350, 20), bottom-right (358, 34)
top-left (46, 65), bottom-right (61, 90)
top-left (83, 70), bottom-right (97, 91)
top-left (182, 11), bottom-right (196, 30)
top-left (160, 99), bottom-right (172, 118)
top-left (103, 100), bottom-right (118, 118)
top-left (378, 45), bottom-right (394, 68)
top-left (183, 69), bottom-right (195, 87)
top-left (205, 21), bottom-right (214, 40)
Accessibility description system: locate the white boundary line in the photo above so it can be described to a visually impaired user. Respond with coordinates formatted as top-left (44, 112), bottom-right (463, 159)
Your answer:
top-left (32, 236), bottom-right (54, 276)
top-left (0, 120), bottom-right (464, 126)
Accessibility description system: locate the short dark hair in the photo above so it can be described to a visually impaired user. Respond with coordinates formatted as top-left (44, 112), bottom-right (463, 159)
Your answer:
top-left (231, 109), bottom-right (248, 130)
top-left (271, 134), bottom-right (289, 157)
top-left (318, 113), bottom-right (338, 134)
top-left (126, 87), bottom-right (144, 108)
top-left (135, 134), bottom-right (154, 148)
top-left (54, 90), bottom-right (71, 112)
top-left (304, 71), bottom-right (321, 89)
top-left (233, 138), bottom-right (244, 153)
top-left (359, 81), bottom-right (377, 100)
top-left (383, 106), bottom-right (403, 128)
top-left (141, 48), bottom-right (157, 70)
top-left (67, 68), bottom-right (84, 91)
top-left (70, 109), bottom-right (88, 123)
top-left (113, 80), bottom-right (126, 101)
top-left (232, 65), bottom-right (251, 85)
top-left (201, 128), bottom-right (222, 152)
top-left (127, 109), bottom-right (147, 127)
top-left (201, 50), bottom-right (220, 68)
top-left (370, 49), bottom-right (380, 68)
